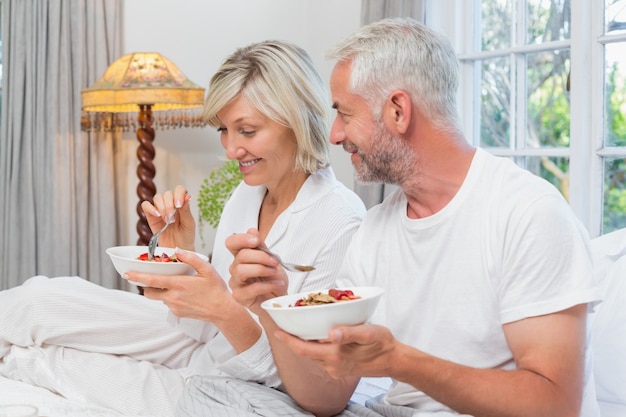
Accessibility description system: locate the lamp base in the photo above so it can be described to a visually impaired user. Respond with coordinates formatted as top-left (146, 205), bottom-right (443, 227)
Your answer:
top-left (135, 104), bottom-right (156, 246)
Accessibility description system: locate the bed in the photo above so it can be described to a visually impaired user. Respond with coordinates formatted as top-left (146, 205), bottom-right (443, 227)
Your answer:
top-left (1, 228), bottom-right (624, 417)
top-left (0, 375), bottom-right (120, 416)
top-left (0, 373), bottom-right (390, 417)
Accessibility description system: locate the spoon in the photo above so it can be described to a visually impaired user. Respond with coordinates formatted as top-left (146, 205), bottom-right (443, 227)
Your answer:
top-left (256, 246), bottom-right (315, 272)
top-left (147, 209), bottom-right (177, 260)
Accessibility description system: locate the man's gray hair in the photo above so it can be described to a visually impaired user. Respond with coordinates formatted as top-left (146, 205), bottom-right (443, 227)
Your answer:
top-left (328, 17), bottom-right (461, 133)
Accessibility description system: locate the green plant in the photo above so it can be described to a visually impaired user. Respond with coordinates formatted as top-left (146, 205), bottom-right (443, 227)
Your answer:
top-left (197, 159), bottom-right (242, 247)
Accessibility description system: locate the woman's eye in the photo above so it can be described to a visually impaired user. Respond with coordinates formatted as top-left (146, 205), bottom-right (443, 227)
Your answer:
top-left (239, 130), bottom-right (255, 136)
top-left (217, 127), bottom-right (226, 133)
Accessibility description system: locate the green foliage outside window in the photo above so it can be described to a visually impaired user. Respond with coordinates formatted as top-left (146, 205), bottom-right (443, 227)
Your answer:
top-left (604, 62), bottom-right (626, 233)
top-left (478, 0), bottom-right (626, 233)
top-left (607, 64), bottom-right (626, 146)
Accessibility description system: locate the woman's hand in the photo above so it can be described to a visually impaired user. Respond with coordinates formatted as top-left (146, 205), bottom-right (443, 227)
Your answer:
top-left (141, 185), bottom-right (196, 251)
top-left (227, 228), bottom-right (289, 316)
top-left (126, 248), bottom-right (263, 353)
top-left (125, 249), bottom-right (234, 324)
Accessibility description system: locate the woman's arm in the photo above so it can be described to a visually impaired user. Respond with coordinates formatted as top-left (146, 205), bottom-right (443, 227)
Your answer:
top-left (125, 249), bottom-right (262, 355)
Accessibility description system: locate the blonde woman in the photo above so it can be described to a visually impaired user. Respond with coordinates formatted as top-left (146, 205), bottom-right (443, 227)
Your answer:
top-left (0, 40), bottom-right (365, 417)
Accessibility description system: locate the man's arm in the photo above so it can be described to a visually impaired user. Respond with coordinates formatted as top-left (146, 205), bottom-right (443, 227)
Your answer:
top-left (226, 231), bottom-right (360, 416)
top-left (278, 303), bottom-right (588, 417)
top-left (261, 313), bottom-right (360, 417)
top-left (393, 304), bottom-right (586, 417)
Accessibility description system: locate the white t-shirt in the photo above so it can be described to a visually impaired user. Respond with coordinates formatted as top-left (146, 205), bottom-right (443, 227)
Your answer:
top-left (176, 166), bottom-right (366, 386)
top-left (338, 148), bottom-right (602, 416)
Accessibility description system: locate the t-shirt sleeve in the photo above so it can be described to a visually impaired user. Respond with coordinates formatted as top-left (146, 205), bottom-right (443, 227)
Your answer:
top-left (497, 193), bottom-right (602, 323)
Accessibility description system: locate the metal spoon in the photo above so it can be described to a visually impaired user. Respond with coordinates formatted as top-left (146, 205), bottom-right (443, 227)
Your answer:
top-left (147, 209), bottom-right (177, 260)
top-left (256, 246), bottom-right (315, 272)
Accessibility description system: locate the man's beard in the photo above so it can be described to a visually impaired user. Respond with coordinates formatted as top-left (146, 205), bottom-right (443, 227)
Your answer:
top-left (349, 118), bottom-right (417, 185)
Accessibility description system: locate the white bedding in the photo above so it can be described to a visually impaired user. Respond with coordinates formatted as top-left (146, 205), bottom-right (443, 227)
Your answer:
top-left (0, 376), bottom-right (121, 417)
top-left (9, 231), bottom-right (624, 417)
top-left (0, 375), bottom-right (390, 416)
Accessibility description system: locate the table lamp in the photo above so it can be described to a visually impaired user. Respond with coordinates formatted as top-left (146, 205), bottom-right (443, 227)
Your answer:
top-left (81, 52), bottom-right (206, 245)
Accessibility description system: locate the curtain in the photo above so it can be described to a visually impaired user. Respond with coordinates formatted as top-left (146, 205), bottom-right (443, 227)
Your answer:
top-left (0, 0), bottom-right (125, 290)
top-left (355, 0), bottom-right (425, 208)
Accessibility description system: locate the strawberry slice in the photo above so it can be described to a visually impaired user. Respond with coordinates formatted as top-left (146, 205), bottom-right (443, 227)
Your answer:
top-left (328, 289), bottom-right (360, 301)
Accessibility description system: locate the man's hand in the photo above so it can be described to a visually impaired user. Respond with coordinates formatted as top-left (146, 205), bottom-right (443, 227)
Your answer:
top-left (275, 323), bottom-right (398, 378)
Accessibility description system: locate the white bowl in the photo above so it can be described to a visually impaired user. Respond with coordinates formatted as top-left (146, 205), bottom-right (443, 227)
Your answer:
top-left (106, 246), bottom-right (209, 287)
top-left (261, 286), bottom-right (384, 340)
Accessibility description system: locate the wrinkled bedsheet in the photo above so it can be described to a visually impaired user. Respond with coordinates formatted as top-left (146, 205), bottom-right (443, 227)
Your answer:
top-left (0, 376), bottom-right (121, 417)
top-left (0, 375), bottom-right (391, 417)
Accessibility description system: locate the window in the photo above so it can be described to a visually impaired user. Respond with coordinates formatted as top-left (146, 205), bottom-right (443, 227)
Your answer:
top-left (448, 0), bottom-right (626, 237)
top-left (601, 0), bottom-right (626, 234)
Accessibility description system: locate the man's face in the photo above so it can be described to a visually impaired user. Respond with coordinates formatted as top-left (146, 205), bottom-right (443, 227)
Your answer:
top-left (329, 60), bottom-right (416, 185)
top-left (329, 60), bottom-right (374, 176)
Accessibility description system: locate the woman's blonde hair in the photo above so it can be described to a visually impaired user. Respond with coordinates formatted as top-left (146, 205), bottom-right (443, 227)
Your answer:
top-left (204, 41), bottom-right (331, 173)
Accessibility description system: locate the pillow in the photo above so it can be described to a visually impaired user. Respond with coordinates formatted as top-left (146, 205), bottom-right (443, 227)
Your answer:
top-left (590, 236), bottom-right (626, 417)
top-left (590, 228), bottom-right (626, 288)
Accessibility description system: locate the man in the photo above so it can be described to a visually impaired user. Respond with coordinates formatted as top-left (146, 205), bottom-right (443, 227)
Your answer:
top-left (211, 18), bottom-right (602, 417)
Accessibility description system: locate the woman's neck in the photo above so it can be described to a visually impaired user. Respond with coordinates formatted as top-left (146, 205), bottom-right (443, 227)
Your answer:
top-left (258, 170), bottom-right (309, 238)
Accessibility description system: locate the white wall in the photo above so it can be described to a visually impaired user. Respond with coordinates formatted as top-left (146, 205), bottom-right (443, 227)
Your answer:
top-left (120, 0), bottom-right (361, 252)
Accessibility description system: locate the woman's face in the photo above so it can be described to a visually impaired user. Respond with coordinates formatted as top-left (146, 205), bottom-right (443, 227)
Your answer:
top-left (216, 95), bottom-right (298, 188)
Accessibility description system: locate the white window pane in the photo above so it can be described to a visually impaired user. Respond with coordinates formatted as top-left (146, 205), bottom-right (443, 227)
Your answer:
top-left (604, 43), bottom-right (626, 147)
top-left (606, 0), bottom-right (626, 34)
top-left (527, 49), bottom-right (570, 148)
top-left (527, 0), bottom-right (571, 44)
top-left (604, 157), bottom-right (626, 232)
top-left (480, 56), bottom-right (511, 147)
top-left (481, 0), bottom-right (512, 50)
top-left (525, 156), bottom-right (569, 198)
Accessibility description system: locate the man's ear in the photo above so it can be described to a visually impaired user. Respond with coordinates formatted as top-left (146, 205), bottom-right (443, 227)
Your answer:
top-left (384, 90), bottom-right (412, 134)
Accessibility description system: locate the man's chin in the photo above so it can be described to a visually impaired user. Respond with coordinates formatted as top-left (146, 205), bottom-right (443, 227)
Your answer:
top-left (353, 168), bottom-right (395, 185)
top-left (354, 171), bottom-right (378, 184)
top-left (351, 162), bottom-right (367, 183)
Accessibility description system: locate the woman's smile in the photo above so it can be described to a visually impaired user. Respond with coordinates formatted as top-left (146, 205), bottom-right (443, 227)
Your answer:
top-left (240, 158), bottom-right (261, 168)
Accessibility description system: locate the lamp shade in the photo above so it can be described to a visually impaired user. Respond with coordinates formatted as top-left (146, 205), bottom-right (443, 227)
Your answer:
top-left (80, 52), bottom-right (207, 247)
top-left (82, 52), bottom-right (205, 113)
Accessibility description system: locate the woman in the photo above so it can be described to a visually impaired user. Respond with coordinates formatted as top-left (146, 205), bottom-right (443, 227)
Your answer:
top-left (0, 40), bottom-right (365, 416)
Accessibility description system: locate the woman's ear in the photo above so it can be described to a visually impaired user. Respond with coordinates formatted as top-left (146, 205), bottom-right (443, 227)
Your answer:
top-left (384, 90), bottom-right (412, 134)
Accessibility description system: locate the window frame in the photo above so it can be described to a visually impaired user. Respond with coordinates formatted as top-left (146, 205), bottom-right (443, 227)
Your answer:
top-left (434, 0), bottom-right (625, 237)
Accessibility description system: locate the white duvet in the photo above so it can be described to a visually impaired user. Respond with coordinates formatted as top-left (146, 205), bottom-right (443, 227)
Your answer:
top-left (0, 376), bottom-right (121, 417)
top-left (0, 375), bottom-right (390, 417)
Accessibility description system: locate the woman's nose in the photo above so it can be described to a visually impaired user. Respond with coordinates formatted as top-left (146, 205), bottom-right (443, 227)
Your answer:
top-left (222, 136), bottom-right (245, 160)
